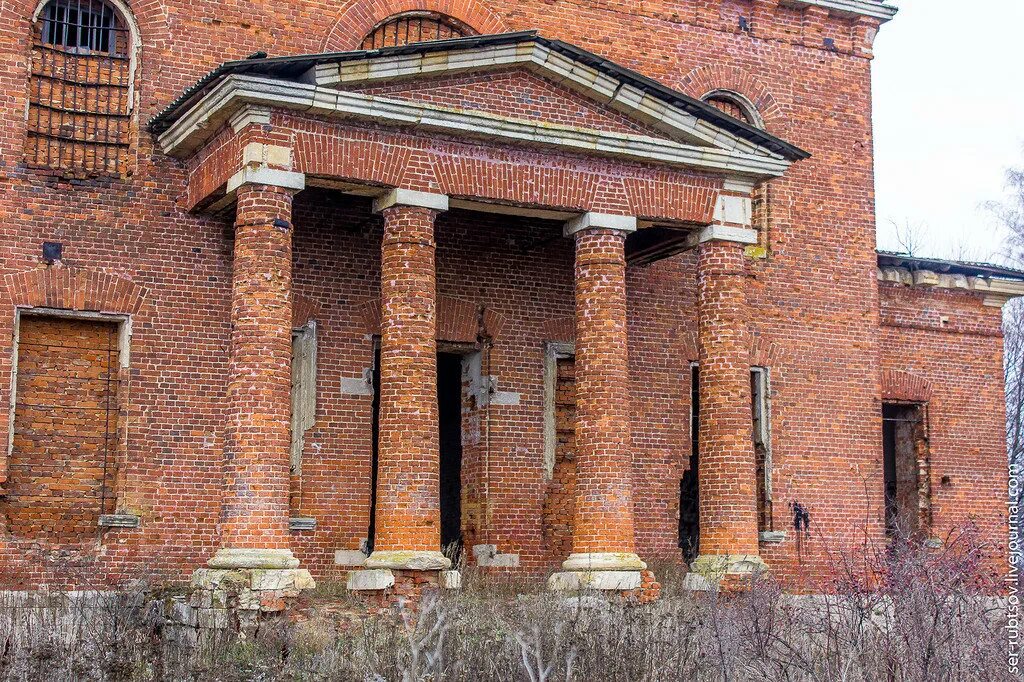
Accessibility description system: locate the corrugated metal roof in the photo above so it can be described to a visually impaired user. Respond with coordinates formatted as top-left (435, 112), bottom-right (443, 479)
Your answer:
top-left (877, 250), bottom-right (1024, 281)
top-left (147, 31), bottom-right (809, 162)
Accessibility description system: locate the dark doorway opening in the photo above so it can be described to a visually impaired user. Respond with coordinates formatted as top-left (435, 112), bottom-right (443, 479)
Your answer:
top-left (367, 347), bottom-right (382, 555)
top-left (882, 402), bottom-right (929, 540)
top-left (679, 364), bottom-right (700, 563)
top-left (438, 352), bottom-right (464, 552)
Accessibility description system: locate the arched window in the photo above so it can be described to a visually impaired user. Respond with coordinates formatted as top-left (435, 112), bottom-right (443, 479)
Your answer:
top-left (700, 90), bottom-right (763, 129)
top-left (360, 12), bottom-right (471, 50)
top-left (27, 0), bottom-right (136, 175)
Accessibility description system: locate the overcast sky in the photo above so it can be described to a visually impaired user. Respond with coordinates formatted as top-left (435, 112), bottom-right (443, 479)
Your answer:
top-left (873, 0), bottom-right (1023, 263)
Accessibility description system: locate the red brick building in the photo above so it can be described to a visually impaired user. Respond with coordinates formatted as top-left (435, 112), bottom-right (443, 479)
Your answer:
top-left (0, 0), bottom-right (1020, 596)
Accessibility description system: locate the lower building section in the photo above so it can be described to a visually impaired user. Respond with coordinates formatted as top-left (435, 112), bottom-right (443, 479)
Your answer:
top-left (0, 193), bottom-right (1016, 592)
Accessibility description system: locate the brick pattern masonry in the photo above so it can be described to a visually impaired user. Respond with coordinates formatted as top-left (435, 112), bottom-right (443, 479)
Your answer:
top-left (0, 0), bottom-right (1011, 591)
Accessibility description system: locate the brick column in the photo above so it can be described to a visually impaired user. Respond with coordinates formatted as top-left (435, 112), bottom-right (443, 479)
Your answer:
top-left (208, 176), bottom-right (308, 572)
top-left (361, 189), bottom-right (452, 576)
top-left (549, 213), bottom-right (648, 593)
top-left (190, 167), bottom-right (315, 628)
top-left (691, 220), bottom-right (766, 582)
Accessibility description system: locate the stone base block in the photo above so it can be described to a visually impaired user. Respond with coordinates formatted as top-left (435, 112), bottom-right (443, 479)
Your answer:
top-left (346, 567), bottom-right (460, 612)
top-left (681, 572), bottom-right (715, 592)
top-left (472, 544), bottom-right (520, 568)
top-left (439, 570), bottom-right (461, 589)
top-left (207, 547), bottom-right (300, 569)
top-left (561, 552), bottom-right (647, 572)
top-left (548, 570), bottom-right (642, 591)
top-left (548, 569), bottom-right (661, 603)
top-left (188, 565), bottom-right (315, 636)
top-left (690, 554), bottom-right (768, 582)
top-left (364, 550), bottom-right (451, 570)
top-left (690, 554), bottom-right (768, 592)
top-left (335, 549), bottom-right (369, 567)
top-left (347, 569), bottom-right (395, 591)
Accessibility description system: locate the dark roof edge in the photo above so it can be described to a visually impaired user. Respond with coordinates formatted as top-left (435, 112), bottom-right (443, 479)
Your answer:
top-left (147, 31), bottom-right (809, 162)
top-left (877, 250), bottom-right (1024, 281)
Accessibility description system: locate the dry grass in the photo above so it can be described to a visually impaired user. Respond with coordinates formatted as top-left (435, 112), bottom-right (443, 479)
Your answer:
top-left (0, 533), bottom-right (1013, 681)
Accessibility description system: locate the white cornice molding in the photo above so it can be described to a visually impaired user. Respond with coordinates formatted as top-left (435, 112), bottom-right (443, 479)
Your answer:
top-left (314, 42), bottom-right (770, 158)
top-left (782, 0), bottom-right (898, 22)
top-left (877, 266), bottom-right (1024, 309)
top-left (157, 75), bottom-right (792, 179)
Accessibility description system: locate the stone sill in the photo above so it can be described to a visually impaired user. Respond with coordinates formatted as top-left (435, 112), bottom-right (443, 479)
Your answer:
top-left (289, 517), bottom-right (316, 531)
top-left (98, 514), bottom-right (140, 529)
top-left (758, 530), bottom-right (787, 544)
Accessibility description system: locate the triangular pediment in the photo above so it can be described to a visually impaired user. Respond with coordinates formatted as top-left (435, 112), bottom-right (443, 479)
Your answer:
top-left (342, 67), bottom-right (673, 142)
top-left (151, 32), bottom-right (807, 177)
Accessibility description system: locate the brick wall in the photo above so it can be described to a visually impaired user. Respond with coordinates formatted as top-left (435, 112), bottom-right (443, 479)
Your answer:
top-left (0, 0), bottom-right (1009, 589)
top-left (879, 283), bottom-right (1009, 578)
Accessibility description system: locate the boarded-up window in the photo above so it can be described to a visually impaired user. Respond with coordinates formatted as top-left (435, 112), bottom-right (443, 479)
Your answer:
top-left (360, 12), bottom-right (469, 49)
top-left (289, 322), bottom-right (316, 512)
top-left (543, 352), bottom-right (576, 562)
top-left (5, 316), bottom-right (121, 542)
top-left (26, 0), bottom-right (134, 174)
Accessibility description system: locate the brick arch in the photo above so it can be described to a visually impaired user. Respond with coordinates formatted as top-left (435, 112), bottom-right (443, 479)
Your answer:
top-left (678, 64), bottom-right (788, 136)
top-left (882, 370), bottom-right (933, 403)
top-left (749, 333), bottom-right (785, 370)
top-left (356, 295), bottom-right (505, 342)
top-left (542, 316), bottom-right (574, 343)
top-left (677, 329), bottom-right (698, 362)
top-left (320, 0), bottom-right (509, 52)
top-left (292, 293), bottom-right (321, 329)
top-left (3, 266), bottom-right (148, 314)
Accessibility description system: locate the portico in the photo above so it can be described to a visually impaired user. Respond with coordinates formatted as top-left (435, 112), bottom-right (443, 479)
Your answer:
top-left (149, 31), bottom-right (807, 596)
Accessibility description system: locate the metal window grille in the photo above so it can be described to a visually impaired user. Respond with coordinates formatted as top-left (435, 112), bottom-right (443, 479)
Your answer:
top-left (703, 95), bottom-right (752, 124)
top-left (360, 13), bottom-right (468, 50)
top-left (26, 0), bottom-right (132, 175)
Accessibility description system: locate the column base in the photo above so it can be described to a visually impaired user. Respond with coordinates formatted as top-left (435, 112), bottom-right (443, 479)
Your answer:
top-left (548, 570), bottom-right (642, 591)
top-left (547, 568), bottom-right (661, 603)
top-left (207, 547), bottom-right (300, 569)
top-left (690, 554), bottom-right (768, 583)
top-left (347, 568), bottom-right (460, 612)
top-left (347, 568), bottom-right (461, 591)
top-left (189, 564), bottom-right (315, 635)
top-left (560, 552), bottom-right (647, 572)
top-left (364, 549), bottom-right (451, 570)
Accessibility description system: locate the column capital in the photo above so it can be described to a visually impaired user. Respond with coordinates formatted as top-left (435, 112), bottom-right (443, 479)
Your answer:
top-left (564, 212), bottom-right (637, 237)
top-left (695, 225), bottom-right (759, 246)
top-left (373, 188), bottom-right (449, 214)
top-left (227, 165), bottom-right (305, 195)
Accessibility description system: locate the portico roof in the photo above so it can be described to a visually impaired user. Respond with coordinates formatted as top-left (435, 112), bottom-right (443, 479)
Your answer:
top-left (149, 31), bottom-right (808, 180)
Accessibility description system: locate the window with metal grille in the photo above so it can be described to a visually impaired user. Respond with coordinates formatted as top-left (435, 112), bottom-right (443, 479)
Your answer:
top-left (360, 12), bottom-right (470, 50)
top-left (26, 0), bottom-right (134, 175)
top-left (705, 95), bottom-right (749, 123)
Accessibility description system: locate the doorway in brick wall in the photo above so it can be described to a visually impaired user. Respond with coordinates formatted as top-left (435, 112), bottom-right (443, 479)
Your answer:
top-left (882, 403), bottom-right (931, 540)
top-left (437, 352), bottom-right (464, 554)
top-left (679, 363), bottom-right (701, 563)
